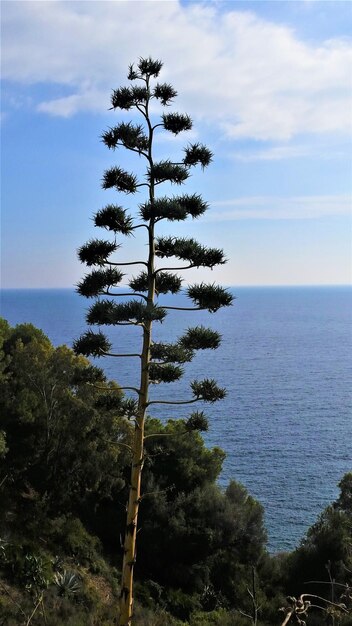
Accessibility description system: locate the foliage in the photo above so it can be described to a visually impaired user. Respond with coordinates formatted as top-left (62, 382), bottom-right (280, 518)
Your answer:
top-left (1, 319), bottom-right (351, 625)
top-left (0, 320), bottom-right (131, 539)
top-left (286, 473), bottom-right (352, 596)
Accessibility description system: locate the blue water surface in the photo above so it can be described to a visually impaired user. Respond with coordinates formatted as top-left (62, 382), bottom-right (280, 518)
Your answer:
top-left (1, 286), bottom-right (351, 552)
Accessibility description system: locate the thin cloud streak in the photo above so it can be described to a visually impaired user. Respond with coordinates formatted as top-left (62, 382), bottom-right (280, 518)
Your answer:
top-left (209, 195), bottom-right (351, 221)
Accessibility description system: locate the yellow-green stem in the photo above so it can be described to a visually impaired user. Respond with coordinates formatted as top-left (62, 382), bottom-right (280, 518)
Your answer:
top-left (119, 75), bottom-right (155, 625)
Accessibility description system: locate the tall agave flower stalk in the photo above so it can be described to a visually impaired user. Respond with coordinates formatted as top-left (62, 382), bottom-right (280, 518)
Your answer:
top-left (74, 57), bottom-right (233, 626)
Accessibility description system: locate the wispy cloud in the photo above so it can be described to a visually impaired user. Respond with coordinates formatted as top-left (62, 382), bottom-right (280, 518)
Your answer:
top-left (209, 195), bottom-right (352, 220)
top-left (231, 141), bottom-right (350, 162)
top-left (2, 1), bottom-right (352, 141)
top-left (231, 145), bottom-right (314, 162)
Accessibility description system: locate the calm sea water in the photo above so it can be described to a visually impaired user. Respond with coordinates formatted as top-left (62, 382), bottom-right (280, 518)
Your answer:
top-left (1, 287), bottom-right (351, 553)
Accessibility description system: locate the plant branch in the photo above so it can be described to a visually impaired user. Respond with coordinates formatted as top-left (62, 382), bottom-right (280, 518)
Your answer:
top-left (104, 440), bottom-right (133, 452)
top-left (305, 581), bottom-right (348, 588)
top-left (131, 224), bottom-right (149, 231)
top-left (104, 291), bottom-right (148, 302)
top-left (108, 261), bottom-right (148, 267)
top-left (90, 384), bottom-right (141, 395)
top-left (144, 431), bottom-right (188, 440)
top-left (155, 264), bottom-right (194, 273)
top-left (162, 306), bottom-right (203, 311)
top-left (26, 593), bottom-right (44, 626)
top-left (148, 398), bottom-right (199, 406)
top-left (101, 351), bottom-right (142, 358)
top-left (0, 474), bottom-right (8, 489)
top-left (113, 141), bottom-right (149, 159)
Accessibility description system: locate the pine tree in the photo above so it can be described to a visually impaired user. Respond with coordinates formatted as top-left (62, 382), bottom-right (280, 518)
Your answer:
top-left (74, 57), bottom-right (233, 626)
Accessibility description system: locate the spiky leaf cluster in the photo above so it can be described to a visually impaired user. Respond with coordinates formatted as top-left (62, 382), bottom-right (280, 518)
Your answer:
top-left (140, 198), bottom-right (186, 222)
top-left (186, 411), bottom-right (209, 432)
top-left (150, 161), bottom-right (189, 185)
top-left (102, 166), bottom-right (138, 194)
top-left (102, 123), bottom-right (148, 153)
top-left (137, 57), bottom-right (163, 77)
top-left (150, 342), bottom-right (193, 364)
top-left (191, 379), bottom-right (226, 402)
top-left (111, 86), bottom-right (149, 110)
top-left (120, 397), bottom-right (139, 419)
top-left (129, 271), bottom-right (181, 295)
top-left (162, 113), bottom-right (192, 134)
top-left (183, 143), bottom-right (213, 169)
top-left (94, 205), bottom-right (134, 235)
top-left (153, 83), bottom-right (177, 105)
top-left (78, 239), bottom-right (117, 266)
top-left (140, 194), bottom-right (208, 222)
top-left (94, 386), bottom-right (125, 410)
top-left (149, 363), bottom-right (183, 384)
top-left (87, 299), bottom-right (166, 325)
top-left (155, 237), bottom-right (225, 268)
top-left (154, 272), bottom-right (182, 294)
top-left (72, 364), bottom-right (106, 385)
top-left (54, 571), bottom-right (81, 597)
top-left (188, 283), bottom-right (233, 312)
top-left (179, 326), bottom-right (221, 351)
top-left (77, 268), bottom-right (124, 298)
top-left (73, 330), bottom-right (112, 357)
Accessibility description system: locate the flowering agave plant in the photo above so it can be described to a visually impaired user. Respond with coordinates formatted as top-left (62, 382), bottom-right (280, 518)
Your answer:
top-left (74, 57), bottom-right (233, 625)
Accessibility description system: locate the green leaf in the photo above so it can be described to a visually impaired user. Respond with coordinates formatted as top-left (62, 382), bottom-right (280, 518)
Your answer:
top-left (186, 411), bottom-right (209, 432)
top-left (77, 268), bottom-right (123, 298)
top-left (149, 363), bottom-right (184, 384)
top-left (87, 300), bottom-right (167, 325)
top-left (155, 237), bottom-right (225, 268)
top-left (111, 87), bottom-right (135, 110)
top-left (94, 205), bottom-right (134, 235)
top-left (137, 57), bottom-right (163, 77)
top-left (73, 330), bottom-right (112, 357)
top-left (72, 364), bottom-right (106, 385)
top-left (102, 122), bottom-right (148, 153)
top-left (153, 83), bottom-right (177, 105)
top-left (95, 389), bottom-right (125, 411)
top-left (129, 271), bottom-right (182, 295)
top-left (102, 166), bottom-right (138, 193)
top-left (162, 112), bottom-right (192, 134)
top-left (110, 85), bottom-right (149, 109)
top-left (179, 326), bottom-right (221, 350)
top-left (140, 194), bottom-right (208, 222)
top-left (150, 161), bottom-right (189, 185)
top-left (183, 143), bottom-right (213, 168)
top-left (78, 239), bottom-right (117, 266)
top-left (150, 342), bottom-right (193, 364)
top-left (191, 379), bottom-right (226, 402)
top-left (187, 283), bottom-right (233, 312)
top-left (127, 64), bottom-right (139, 81)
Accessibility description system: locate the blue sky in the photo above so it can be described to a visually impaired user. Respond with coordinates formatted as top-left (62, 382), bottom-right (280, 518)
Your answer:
top-left (1, 0), bottom-right (351, 288)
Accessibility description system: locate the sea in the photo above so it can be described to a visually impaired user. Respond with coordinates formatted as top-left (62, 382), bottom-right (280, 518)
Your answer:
top-left (1, 286), bottom-right (351, 553)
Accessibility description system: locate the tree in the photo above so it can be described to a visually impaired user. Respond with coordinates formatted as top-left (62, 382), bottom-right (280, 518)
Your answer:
top-left (73, 57), bottom-right (233, 625)
top-left (285, 473), bottom-right (352, 622)
top-left (0, 320), bottom-right (131, 537)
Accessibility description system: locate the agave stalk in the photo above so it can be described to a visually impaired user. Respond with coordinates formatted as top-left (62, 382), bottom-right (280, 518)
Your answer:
top-left (74, 57), bottom-right (233, 626)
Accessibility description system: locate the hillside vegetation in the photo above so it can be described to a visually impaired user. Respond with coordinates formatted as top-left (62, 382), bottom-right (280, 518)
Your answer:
top-left (0, 319), bottom-right (351, 625)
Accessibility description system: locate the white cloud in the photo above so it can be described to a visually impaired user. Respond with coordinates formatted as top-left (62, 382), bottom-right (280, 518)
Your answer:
top-left (2, 1), bottom-right (352, 140)
top-left (231, 144), bottom-right (314, 162)
top-left (209, 194), bottom-right (352, 220)
top-left (37, 88), bottom-right (106, 117)
top-left (231, 141), bottom-right (349, 162)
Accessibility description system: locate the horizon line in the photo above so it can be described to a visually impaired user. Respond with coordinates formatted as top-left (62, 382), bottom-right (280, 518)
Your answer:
top-left (1, 283), bottom-right (351, 291)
